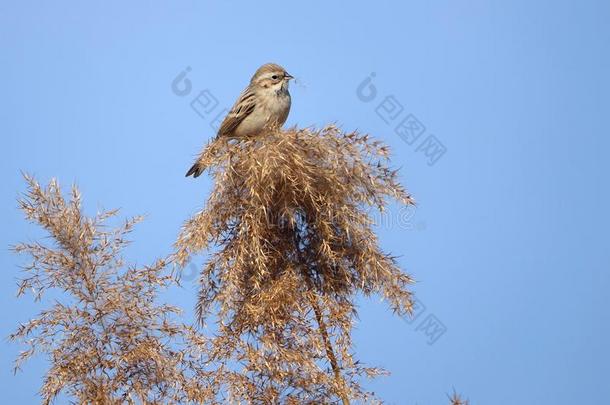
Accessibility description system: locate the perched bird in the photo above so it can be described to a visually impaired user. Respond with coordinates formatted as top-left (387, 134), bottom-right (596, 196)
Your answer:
top-left (185, 63), bottom-right (293, 178)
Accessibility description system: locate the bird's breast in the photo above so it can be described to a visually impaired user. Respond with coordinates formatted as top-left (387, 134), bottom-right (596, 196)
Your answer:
top-left (233, 91), bottom-right (291, 137)
top-left (260, 91), bottom-right (291, 122)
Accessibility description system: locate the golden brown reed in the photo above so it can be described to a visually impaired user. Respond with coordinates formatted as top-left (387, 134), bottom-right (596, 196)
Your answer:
top-left (11, 126), bottom-right (439, 404)
top-left (11, 175), bottom-right (214, 404)
top-left (174, 126), bottom-right (416, 403)
top-left (449, 390), bottom-right (470, 405)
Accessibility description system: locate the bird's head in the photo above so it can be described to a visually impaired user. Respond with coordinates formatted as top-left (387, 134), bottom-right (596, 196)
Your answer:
top-left (251, 63), bottom-right (293, 92)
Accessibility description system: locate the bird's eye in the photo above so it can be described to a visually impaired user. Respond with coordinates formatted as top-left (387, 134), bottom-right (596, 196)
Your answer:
top-left (271, 75), bottom-right (278, 80)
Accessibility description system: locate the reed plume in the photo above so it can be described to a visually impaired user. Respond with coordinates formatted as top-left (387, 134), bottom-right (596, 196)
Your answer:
top-left (11, 175), bottom-right (214, 404)
top-left (174, 126), bottom-right (415, 403)
top-left (11, 128), bottom-right (464, 403)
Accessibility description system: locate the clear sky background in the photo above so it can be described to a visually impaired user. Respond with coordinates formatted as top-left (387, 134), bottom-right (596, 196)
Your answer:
top-left (1, 1), bottom-right (609, 404)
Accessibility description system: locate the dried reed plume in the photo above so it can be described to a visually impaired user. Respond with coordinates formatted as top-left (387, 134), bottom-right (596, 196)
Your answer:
top-left (449, 390), bottom-right (470, 405)
top-left (10, 127), bottom-right (463, 404)
top-left (174, 126), bottom-right (416, 403)
top-left (11, 175), bottom-right (214, 404)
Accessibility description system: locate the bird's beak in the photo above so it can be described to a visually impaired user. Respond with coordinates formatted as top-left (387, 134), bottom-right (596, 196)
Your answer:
top-left (284, 72), bottom-right (294, 80)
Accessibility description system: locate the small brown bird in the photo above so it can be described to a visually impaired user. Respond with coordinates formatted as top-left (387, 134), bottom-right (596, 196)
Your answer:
top-left (185, 63), bottom-right (293, 178)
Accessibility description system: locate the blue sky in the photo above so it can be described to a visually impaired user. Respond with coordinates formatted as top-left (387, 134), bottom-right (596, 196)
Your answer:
top-left (2, 1), bottom-right (609, 404)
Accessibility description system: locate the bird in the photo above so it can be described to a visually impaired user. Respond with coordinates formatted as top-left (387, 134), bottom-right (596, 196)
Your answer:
top-left (185, 63), bottom-right (293, 178)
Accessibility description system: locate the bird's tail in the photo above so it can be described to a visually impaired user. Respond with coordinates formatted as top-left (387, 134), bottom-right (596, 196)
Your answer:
top-left (186, 135), bottom-right (224, 178)
top-left (185, 161), bottom-right (204, 178)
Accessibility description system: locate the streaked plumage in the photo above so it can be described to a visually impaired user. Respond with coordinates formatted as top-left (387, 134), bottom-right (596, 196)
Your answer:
top-left (186, 63), bottom-right (293, 178)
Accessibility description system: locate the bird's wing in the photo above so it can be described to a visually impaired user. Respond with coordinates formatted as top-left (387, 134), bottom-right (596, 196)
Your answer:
top-left (217, 87), bottom-right (257, 137)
